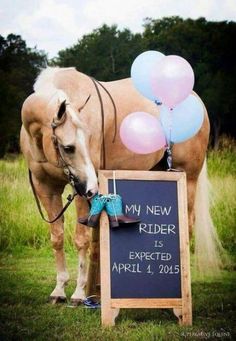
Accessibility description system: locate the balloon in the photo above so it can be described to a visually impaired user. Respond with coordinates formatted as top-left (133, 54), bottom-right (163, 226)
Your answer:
top-left (120, 112), bottom-right (166, 154)
top-left (151, 55), bottom-right (195, 108)
top-left (131, 51), bottom-right (165, 101)
top-left (160, 95), bottom-right (204, 143)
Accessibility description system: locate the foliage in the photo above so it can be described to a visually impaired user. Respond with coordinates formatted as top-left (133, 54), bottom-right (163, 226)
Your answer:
top-left (54, 18), bottom-right (236, 143)
top-left (0, 34), bottom-right (47, 157)
top-left (142, 17), bottom-right (236, 142)
top-left (52, 24), bottom-right (144, 80)
top-left (1, 18), bottom-right (236, 157)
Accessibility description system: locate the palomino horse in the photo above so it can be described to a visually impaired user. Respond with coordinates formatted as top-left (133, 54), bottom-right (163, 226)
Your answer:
top-left (20, 67), bottom-right (222, 304)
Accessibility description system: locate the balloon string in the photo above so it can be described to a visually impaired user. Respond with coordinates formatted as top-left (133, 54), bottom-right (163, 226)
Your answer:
top-left (113, 171), bottom-right (117, 195)
top-left (168, 108), bottom-right (173, 148)
top-left (167, 108), bottom-right (173, 170)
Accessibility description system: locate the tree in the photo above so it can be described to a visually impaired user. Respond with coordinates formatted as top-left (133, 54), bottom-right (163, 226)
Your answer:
top-left (53, 24), bottom-right (144, 81)
top-left (0, 34), bottom-right (47, 157)
top-left (1, 18), bottom-right (235, 157)
top-left (143, 17), bottom-right (236, 144)
top-left (54, 18), bottom-right (236, 143)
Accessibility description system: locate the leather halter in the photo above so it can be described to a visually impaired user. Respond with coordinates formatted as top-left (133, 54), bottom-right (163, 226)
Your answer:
top-left (51, 116), bottom-right (78, 188)
top-left (28, 169), bottom-right (77, 224)
top-left (28, 116), bottom-right (79, 224)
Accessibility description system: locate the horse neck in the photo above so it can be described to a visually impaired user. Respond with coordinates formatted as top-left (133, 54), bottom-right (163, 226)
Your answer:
top-left (53, 69), bottom-right (93, 104)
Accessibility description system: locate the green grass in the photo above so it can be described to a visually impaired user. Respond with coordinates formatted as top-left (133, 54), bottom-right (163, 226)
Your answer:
top-left (0, 148), bottom-right (235, 254)
top-left (206, 142), bottom-right (236, 255)
top-left (0, 143), bottom-right (236, 340)
top-left (0, 249), bottom-right (235, 341)
top-left (0, 156), bottom-right (76, 252)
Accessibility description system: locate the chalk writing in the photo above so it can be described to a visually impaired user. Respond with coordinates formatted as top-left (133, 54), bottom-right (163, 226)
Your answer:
top-left (139, 223), bottom-right (176, 234)
top-left (129, 251), bottom-right (172, 261)
top-left (109, 178), bottom-right (181, 299)
top-left (112, 262), bottom-right (142, 274)
top-left (146, 205), bottom-right (171, 215)
top-left (125, 204), bottom-right (141, 216)
top-left (154, 240), bottom-right (164, 248)
top-left (125, 204), bottom-right (172, 216)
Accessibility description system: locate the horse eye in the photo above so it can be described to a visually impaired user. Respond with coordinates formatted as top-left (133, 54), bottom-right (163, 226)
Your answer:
top-left (62, 145), bottom-right (75, 154)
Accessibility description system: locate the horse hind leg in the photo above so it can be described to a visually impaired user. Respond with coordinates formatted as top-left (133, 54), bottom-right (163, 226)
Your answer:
top-left (32, 177), bottom-right (69, 303)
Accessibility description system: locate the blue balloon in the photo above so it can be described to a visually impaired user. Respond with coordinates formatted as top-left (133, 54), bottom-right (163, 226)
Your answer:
top-left (131, 51), bottom-right (164, 101)
top-left (160, 94), bottom-right (204, 143)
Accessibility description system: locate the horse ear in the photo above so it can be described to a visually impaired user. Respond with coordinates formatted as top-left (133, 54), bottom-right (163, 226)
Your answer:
top-left (57, 100), bottom-right (67, 120)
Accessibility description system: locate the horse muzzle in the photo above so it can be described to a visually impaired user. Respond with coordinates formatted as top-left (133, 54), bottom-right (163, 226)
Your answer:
top-left (73, 178), bottom-right (98, 199)
top-left (65, 168), bottom-right (98, 199)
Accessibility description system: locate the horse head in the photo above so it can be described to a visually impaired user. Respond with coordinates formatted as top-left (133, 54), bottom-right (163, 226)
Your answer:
top-left (50, 94), bottom-right (98, 199)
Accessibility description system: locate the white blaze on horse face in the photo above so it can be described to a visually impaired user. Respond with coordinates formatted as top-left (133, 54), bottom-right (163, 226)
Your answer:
top-left (59, 106), bottom-right (98, 196)
top-left (75, 129), bottom-right (98, 195)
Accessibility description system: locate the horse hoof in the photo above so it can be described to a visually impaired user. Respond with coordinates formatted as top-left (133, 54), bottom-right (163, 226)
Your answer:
top-left (70, 298), bottom-right (84, 307)
top-left (48, 296), bottom-right (67, 304)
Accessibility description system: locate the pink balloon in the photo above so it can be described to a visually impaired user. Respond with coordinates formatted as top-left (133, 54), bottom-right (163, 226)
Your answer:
top-left (151, 55), bottom-right (194, 108)
top-left (120, 112), bottom-right (166, 154)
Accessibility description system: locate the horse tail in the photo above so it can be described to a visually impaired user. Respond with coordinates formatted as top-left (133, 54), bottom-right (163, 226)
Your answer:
top-left (194, 159), bottom-right (228, 275)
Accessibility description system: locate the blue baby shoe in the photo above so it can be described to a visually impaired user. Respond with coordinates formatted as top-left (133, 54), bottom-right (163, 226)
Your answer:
top-left (105, 194), bottom-right (140, 228)
top-left (78, 194), bottom-right (106, 228)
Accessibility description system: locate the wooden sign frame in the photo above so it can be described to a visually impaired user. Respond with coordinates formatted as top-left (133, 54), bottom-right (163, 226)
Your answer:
top-left (98, 170), bottom-right (192, 326)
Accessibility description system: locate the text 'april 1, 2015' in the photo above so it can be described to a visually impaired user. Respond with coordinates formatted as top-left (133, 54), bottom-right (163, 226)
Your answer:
top-left (111, 221), bottom-right (180, 276)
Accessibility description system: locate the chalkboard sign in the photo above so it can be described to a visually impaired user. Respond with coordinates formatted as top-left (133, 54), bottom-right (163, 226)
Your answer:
top-left (99, 170), bottom-right (192, 327)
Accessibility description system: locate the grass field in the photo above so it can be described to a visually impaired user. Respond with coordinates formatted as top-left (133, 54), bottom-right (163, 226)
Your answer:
top-left (0, 141), bottom-right (235, 340)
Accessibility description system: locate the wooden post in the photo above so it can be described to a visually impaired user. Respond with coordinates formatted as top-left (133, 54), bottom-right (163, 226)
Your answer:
top-left (99, 174), bottom-right (120, 326)
top-left (100, 211), bottom-right (120, 326)
top-left (177, 173), bottom-right (192, 325)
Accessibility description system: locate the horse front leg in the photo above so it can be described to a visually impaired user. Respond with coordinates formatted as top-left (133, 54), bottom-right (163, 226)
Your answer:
top-left (32, 177), bottom-right (69, 303)
top-left (49, 216), bottom-right (70, 303)
top-left (71, 196), bottom-right (90, 305)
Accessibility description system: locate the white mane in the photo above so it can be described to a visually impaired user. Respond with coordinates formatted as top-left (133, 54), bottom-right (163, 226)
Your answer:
top-left (33, 67), bottom-right (75, 100)
top-left (33, 67), bottom-right (80, 125)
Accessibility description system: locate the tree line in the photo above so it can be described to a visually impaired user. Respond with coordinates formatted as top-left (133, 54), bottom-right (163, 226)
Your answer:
top-left (0, 17), bottom-right (235, 156)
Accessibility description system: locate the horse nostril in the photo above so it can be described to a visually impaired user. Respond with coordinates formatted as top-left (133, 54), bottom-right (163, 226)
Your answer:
top-left (74, 180), bottom-right (87, 197)
top-left (86, 190), bottom-right (93, 199)
top-left (86, 189), bottom-right (98, 199)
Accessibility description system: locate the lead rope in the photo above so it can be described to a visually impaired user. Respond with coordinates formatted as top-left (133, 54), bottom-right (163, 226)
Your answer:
top-left (28, 169), bottom-right (77, 224)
